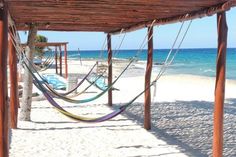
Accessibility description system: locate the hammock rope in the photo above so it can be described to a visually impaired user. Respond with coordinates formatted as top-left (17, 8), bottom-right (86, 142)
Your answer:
top-left (152, 21), bottom-right (185, 101)
top-left (23, 54), bottom-right (98, 96)
top-left (37, 59), bottom-right (54, 71)
top-left (86, 30), bottom-right (126, 91)
top-left (27, 21), bottom-right (156, 104)
top-left (23, 60), bottom-right (150, 122)
top-left (10, 20), bottom-right (191, 123)
top-left (87, 20), bottom-right (155, 90)
top-left (24, 53), bottom-right (133, 103)
top-left (152, 20), bottom-right (192, 101)
top-left (13, 20), bottom-right (157, 105)
top-left (157, 20), bottom-right (192, 79)
top-left (98, 35), bottom-right (107, 61)
top-left (86, 20), bottom-right (155, 92)
top-left (9, 28), bottom-right (100, 97)
top-left (22, 30), bottom-right (127, 97)
top-left (34, 52), bottom-right (55, 72)
top-left (16, 28), bottom-right (127, 98)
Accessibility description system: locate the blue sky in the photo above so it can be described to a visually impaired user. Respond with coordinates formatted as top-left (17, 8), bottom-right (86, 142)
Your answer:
top-left (19, 8), bottom-right (236, 51)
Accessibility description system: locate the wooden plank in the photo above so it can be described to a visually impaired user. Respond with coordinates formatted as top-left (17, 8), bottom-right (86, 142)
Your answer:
top-left (107, 33), bottom-right (112, 106)
top-left (64, 44), bottom-right (68, 78)
top-left (21, 42), bottom-right (68, 47)
top-left (59, 45), bottom-right (62, 76)
top-left (55, 46), bottom-right (58, 74)
top-left (212, 11), bottom-right (228, 157)
top-left (144, 26), bottom-right (153, 130)
top-left (9, 38), bottom-right (19, 129)
top-left (0, 4), bottom-right (9, 157)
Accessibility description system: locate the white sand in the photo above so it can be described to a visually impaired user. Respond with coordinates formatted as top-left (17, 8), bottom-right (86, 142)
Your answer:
top-left (10, 59), bottom-right (236, 157)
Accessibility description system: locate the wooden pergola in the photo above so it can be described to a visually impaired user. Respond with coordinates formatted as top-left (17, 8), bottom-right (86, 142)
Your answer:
top-left (0, 1), bottom-right (236, 157)
top-left (21, 42), bottom-right (69, 78)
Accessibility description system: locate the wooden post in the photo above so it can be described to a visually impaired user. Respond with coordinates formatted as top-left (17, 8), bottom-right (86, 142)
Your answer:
top-left (144, 26), bottom-right (153, 130)
top-left (19, 24), bottom-right (37, 121)
top-left (59, 45), bottom-right (62, 76)
top-left (55, 46), bottom-right (58, 74)
top-left (107, 34), bottom-right (112, 106)
top-left (64, 44), bottom-right (68, 78)
top-left (9, 38), bottom-right (19, 129)
top-left (0, 4), bottom-right (9, 157)
top-left (212, 12), bottom-right (228, 157)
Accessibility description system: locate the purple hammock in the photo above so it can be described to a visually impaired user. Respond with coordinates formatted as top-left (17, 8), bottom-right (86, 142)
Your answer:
top-left (24, 61), bottom-right (150, 123)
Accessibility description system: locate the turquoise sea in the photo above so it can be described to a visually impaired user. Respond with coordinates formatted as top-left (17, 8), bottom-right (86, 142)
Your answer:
top-left (52, 48), bottom-right (236, 80)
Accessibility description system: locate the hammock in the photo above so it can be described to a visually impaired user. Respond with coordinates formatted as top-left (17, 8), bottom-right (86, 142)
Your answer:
top-left (24, 49), bottom-right (116, 101)
top-left (20, 20), bottom-right (192, 123)
top-left (20, 27), bottom-right (126, 101)
top-left (34, 53), bottom-right (54, 71)
top-left (24, 55), bottom-right (134, 104)
top-left (36, 59), bottom-right (54, 72)
top-left (24, 60), bottom-right (150, 122)
top-left (38, 55), bottom-right (55, 72)
top-left (21, 20), bottom-right (155, 104)
top-left (41, 53), bottom-right (53, 66)
top-left (86, 72), bottom-right (107, 91)
top-left (24, 47), bottom-right (111, 97)
top-left (24, 55), bottom-right (98, 96)
top-left (86, 72), bottom-right (119, 91)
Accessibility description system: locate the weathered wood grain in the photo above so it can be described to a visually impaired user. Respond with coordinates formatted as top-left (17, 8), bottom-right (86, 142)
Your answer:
top-left (3, 0), bottom-right (235, 32)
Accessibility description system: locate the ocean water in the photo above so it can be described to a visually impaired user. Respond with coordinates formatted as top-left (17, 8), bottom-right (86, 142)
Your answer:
top-left (49, 48), bottom-right (236, 80)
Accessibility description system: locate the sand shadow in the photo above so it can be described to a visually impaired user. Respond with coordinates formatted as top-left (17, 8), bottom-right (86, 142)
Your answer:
top-left (17, 124), bottom-right (139, 131)
top-left (117, 98), bottom-right (236, 157)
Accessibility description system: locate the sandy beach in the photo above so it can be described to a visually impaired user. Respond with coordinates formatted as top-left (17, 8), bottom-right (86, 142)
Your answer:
top-left (10, 59), bottom-right (236, 157)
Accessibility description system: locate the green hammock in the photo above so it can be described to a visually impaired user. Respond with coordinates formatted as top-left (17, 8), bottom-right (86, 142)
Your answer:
top-left (18, 20), bottom-right (191, 122)
top-left (24, 55), bottom-right (135, 104)
top-left (24, 60), bottom-right (152, 122)
top-left (86, 72), bottom-right (119, 91)
top-left (24, 55), bottom-right (99, 97)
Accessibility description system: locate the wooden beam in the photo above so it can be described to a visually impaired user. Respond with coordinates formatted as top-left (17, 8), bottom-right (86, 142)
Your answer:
top-left (21, 42), bottom-right (68, 47)
top-left (59, 45), bottom-right (62, 76)
top-left (64, 44), bottom-right (68, 78)
top-left (19, 24), bottom-right (37, 121)
top-left (107, 33), bottom-right (112, 106)
top-left (0, 4), bottom-right (9, 157)
top-left (55, 46), bottom-right (58, 74)
top-left (144, 26), bottom-right (153, 130)
top-left (9, 38), bottom-right (19, 129)
top-left (212, 11), bottom-right (228, 157)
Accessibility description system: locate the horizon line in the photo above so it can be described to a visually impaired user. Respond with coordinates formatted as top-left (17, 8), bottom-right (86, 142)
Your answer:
top-left (68, 47), bottom-right (236, 51)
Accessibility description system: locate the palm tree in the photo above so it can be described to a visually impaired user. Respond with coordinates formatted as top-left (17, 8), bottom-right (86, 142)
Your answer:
top-left (34, 35), bottom-right (48, 59)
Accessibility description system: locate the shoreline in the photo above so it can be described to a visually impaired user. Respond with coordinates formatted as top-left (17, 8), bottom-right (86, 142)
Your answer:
top-left (63, 58), bottom-right (236, 80)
